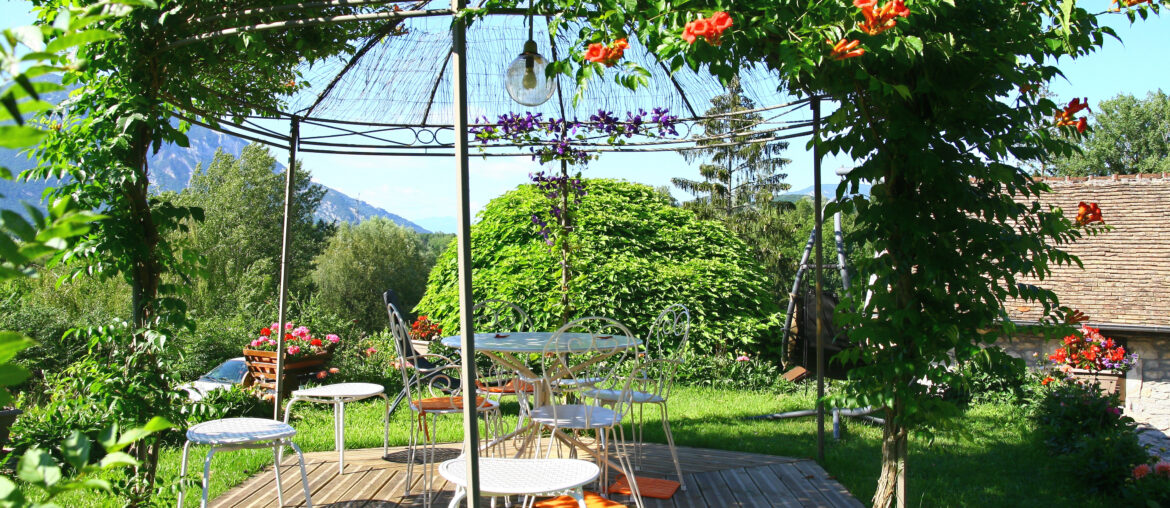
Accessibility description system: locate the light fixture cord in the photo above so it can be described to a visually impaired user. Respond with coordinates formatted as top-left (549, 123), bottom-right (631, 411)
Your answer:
top-left (527, 0), bottom-right (534, 43)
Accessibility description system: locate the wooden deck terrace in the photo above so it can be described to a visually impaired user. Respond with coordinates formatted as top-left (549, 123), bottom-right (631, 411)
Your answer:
top-left (211, 439), bottom-right (863, 508)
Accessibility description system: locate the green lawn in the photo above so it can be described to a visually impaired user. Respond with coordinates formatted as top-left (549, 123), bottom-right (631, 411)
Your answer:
top-left (43, 385), bottom-right (1099, 507)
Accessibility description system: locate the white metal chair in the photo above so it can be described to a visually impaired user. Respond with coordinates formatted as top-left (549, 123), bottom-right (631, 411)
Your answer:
top-left (387, 304), bottom-right (501, 506)
top-left (473, 299), bottom-right (536, 437)
top-left (440, 457), bottom-right (599, 508)
top-left (582, 304), bottom-right (690, 489)
top-left (178, 417), bottom-right (312, 508)
top-left (282, 382), bottom-right (389, 474)
top-left (527, 317), bottom-right (643, 508)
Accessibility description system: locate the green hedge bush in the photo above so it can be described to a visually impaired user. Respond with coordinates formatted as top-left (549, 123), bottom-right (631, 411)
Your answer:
top-left (414, 179), bottom-right (783, 358)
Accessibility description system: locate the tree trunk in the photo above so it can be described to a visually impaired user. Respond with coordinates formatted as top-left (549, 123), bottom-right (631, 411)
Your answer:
top-left (872, 405), bottom-right (908, 508)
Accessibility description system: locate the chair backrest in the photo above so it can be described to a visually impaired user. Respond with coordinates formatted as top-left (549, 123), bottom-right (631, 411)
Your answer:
top-left (541, 316), bottom-right (639, 424)
top-left (472, 299), bottom-right (532, 333)
top-left (642, 304), bottom-right (691, 402)
top-left (386, 301), bottom-right (458, 403)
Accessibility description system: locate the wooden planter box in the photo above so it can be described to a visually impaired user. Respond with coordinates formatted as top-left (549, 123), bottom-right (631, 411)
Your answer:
top-left (1070, 368), bottom-right (1126, 403)
top-left (243, 349), bottom-right (330, 397)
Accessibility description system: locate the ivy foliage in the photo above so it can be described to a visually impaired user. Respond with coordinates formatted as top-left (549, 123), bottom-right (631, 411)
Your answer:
top-left (415, 179), bottom-right (782, 357)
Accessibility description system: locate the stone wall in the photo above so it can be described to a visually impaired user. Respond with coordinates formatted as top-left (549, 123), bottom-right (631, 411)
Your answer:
top-left (998, 331), bottom-right (1170, 431)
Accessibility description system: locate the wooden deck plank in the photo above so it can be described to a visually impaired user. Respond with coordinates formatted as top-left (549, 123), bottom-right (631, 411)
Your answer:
top-left (719, 468), bottom-right (771, 508)
top-left (210, 443), bottom-right (861, 508)
top-left (792, 461), bottom-right (865, 508)
top-left (769, 463), bottom-right (834, 508)
top-left (744, 463), bottom-right (804, 508)
top-left (692, 469), bottom-right (739, 507)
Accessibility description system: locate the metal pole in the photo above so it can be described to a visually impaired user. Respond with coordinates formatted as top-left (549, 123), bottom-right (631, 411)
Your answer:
top-left (811, 97), bottom-right (825, 463)
top-left (451, 0), bottom-right (481, 505)
top-left (274, 116), bottom-right (300, 419)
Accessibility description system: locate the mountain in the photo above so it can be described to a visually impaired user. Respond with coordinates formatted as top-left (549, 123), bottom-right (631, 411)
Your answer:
top-left (776, 183), bottom-right (871, 203)
top-left (0, 124), bottom-right (428, 232)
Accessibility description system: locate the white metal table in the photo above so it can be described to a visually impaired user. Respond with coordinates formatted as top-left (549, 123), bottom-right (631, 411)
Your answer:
top-left (282, 382), bottom-right (389, 473)
top-left (439, 457), bottom-right (599, 508)
top-left (440, 332), bottom-right (641, 465)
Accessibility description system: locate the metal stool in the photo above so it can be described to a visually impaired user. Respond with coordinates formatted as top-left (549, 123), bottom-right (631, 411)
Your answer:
top-left (178, 417), bottom-right (312, 508)
top-left (283, 382), bottom-right (389, 474)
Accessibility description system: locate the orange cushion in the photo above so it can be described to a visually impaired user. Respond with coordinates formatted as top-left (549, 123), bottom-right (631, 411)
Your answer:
top-left (413, 396), bottom-right (487, 412)
top-left (533, 491), bottom-right (626, 508)
top-left (479, 379), bottom-right (536, 394)
top-left (608, 476), bottom-right (680, 499)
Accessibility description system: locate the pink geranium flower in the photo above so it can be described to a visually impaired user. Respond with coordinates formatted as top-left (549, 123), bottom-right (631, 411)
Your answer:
top-left (285, 322), bottom-right (295, 331)
top-left (736, 355), bottom-right (750, 362)
top-left (326, 334), bottom-right (341, 344)
top-left (1135, 463), bottom-right (1152, 479)
top-left (287, 345), bottom-right (301, 355)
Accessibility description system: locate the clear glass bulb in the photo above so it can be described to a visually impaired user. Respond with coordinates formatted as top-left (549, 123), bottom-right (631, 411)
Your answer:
top-left (505, 41), bottom-right (555, 106)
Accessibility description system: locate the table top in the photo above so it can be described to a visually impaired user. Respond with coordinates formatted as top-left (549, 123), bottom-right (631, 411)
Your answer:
top-left (439, 331), bottom-right (641, 353)
top-left (291, 382), bottom-right (385, 399)
top-left (439, 457), bottom-right (599, 494)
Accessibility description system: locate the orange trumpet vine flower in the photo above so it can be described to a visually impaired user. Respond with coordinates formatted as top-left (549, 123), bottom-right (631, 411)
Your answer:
top-left (855, 0), bottom-right (910, 36)
top-left (1076, 202), bottom-right (1103, 226)
top-left (1054, 98), bottom-right (1091, 133)
top-left (828, 38), bottom-right (865, 60)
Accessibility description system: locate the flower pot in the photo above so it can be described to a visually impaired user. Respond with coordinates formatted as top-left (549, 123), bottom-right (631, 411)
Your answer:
top-left (243, 348), bottom-right (330, 397)
top-left (1070, 368), bottom-right (1126, 403)
top-left (0, 408), bottom-right (22, 450)
top-left (411, 339), bottom-right (432, 357)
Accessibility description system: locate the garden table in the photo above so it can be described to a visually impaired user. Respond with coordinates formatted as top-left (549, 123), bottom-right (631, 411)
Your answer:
top-left (282, 382), bottom-right (389, 474)
top-left (439, 457), bottom-right (599, 508)
top-left (440, 332), bottom-right (641, 467)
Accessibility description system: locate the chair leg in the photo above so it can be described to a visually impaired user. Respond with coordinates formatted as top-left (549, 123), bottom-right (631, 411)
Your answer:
top-left (406, 409), bottom-right (419, 495)
top-left (448, 485), bottom-right (466, 508)
top-left (660, 403), bottom-right (685, 491)
top-left (289, 440), bottom-right (313, 508)
top-left (273, 445), bottom-right (285, 507)
top-left (613, 425), bottom-right (644, 508)
top-left (571, 487), bottom-right (586, 508)
top-left (200, 447), bottom-right (217, 508)
top-left (381, 393), bottom-right (390, 457)
top-left (178, 440), bottom-right (191, 508)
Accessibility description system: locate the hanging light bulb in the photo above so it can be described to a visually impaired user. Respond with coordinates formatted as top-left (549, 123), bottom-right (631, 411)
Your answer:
top-left (505, 40), bottom-right (556, 106)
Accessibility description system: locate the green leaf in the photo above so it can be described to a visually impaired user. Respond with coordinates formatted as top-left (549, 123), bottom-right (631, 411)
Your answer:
top-left (0, 364), bottom-right (29, 386)
top-left (17, 448), bottom-right (61, 487)
top-left (0, 125), bottom-right (45, 148)
top-left (45, 29), bottom-right (118, 53)
top-left (0, 476), bottom-right (23, 503)
top-left (62, 431), bottom-right (92, 471)
top-left (0, 332), bottom-right (35, 365)
top-left (98, 451), bottom-right (138, 469)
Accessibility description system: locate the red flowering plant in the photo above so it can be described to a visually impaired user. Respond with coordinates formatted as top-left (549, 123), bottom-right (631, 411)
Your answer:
top-left (1047, 325), bottom-right (1136, 375)
top-left (247, 321), bottom-right (341, 359)
top-left (408, 315), bottom-right (444, 342)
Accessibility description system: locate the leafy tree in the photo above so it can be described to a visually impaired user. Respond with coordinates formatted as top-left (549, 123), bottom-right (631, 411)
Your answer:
top-left (416, 179), bottom-right (782, 357)
top-left (172, 144), bottom-right (329, 319)
top-left (1050, 91), bottom-right (1170, 176)
top-left (672, 76), bottom-right (791, 219)
top-left (474, 0), bottom-right (1157, 506)
top-left (23, 0), bottom-right (380, 501)
top-left (312, 218), bottom-right (430, 333)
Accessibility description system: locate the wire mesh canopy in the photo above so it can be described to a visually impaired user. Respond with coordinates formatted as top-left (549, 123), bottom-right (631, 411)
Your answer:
top-left (171, 0), bottom-right (807, 155)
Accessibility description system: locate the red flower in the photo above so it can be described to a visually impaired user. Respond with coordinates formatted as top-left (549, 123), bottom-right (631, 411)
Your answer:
top-left (710, 11), bottom-right (733, 32)
top-left (1042, 377), bottom-right (1054, 386)
top-left (1135, 464), bottom-right (1152, 480)
top-left (1055, 98), bottom-right (1091, 132)
top-left (690, 18), bottom-right (712, 39)
top-left (1075, 202), bottom-right (1103, 225)
top-left (856, 0), bottom-right (909, 36)
top-left (829, 38), bottom-right (865, 61)
top-left (260, 327), bottom-right (272, 336)
top-left (285, 333), bottom-right (294, 342)
top-left (310, 338), bottom-right (323, 347)
top-left (583, 43), bottom-right (606, 63)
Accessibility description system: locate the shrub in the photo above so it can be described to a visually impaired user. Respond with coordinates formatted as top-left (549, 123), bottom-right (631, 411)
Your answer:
top-left (1031, 380), bottom-right (1147, 493)
top-left (415, 179), bottom-right (783, 360)
top-left (947, 346), bottom-right (1028, 404)
top-left (1124, 460), bottom-right (1170, 506)
top-left (673, 351), bottom-right (795, 392)
top-left (184, 385), bottom-right (274, 427)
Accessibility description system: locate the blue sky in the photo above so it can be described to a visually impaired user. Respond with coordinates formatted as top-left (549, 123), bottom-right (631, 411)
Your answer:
top-left (3, 2), bottom-right (1168, 231)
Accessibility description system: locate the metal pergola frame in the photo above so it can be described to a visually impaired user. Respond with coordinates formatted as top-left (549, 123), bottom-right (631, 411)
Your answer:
top-left (163, 1), bottom-right (833, 504)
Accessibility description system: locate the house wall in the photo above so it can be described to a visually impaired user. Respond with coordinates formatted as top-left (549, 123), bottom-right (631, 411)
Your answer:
top-left (998, 331), bottom-right (1170, 431)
